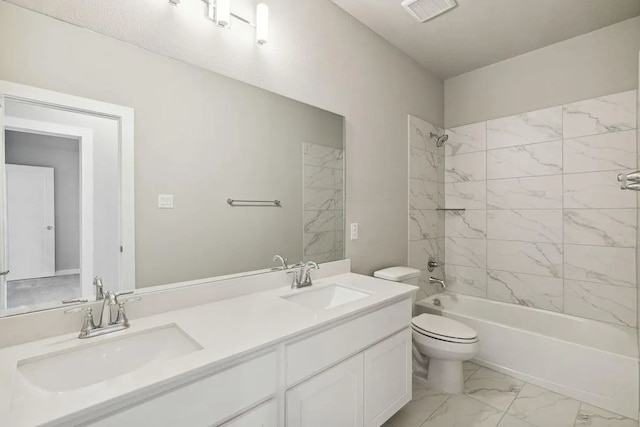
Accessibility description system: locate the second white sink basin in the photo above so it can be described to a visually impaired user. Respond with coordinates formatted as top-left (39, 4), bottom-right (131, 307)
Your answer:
top-left (282, 284), bottom-right (370, 310)
top-left (17, 324), bottom-right (202, 392)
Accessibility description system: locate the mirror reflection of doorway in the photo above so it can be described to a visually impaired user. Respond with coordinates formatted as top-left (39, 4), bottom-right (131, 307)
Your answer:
top-left (5, 131), bottom-right (81, 308)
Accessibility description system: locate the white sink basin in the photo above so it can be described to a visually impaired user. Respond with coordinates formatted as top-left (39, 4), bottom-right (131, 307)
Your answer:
top-left (18, 324), bottom-right (202, 392)
top-left (282, 284), bottom-right (370, 310)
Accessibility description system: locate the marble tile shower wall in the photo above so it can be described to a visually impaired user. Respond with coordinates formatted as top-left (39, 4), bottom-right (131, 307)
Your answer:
top-left (444, 90), bottom-right (638, 328)
top-left (408, 115), bottom-right (446, 298)
top-left (303, 142), bottom-right (345, 263)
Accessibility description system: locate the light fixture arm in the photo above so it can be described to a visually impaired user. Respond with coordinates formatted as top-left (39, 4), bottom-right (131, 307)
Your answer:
top-left (206, 0), bottom-right (256, 27)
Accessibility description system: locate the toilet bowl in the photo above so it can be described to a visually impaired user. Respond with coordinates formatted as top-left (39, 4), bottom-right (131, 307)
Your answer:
top-left (412, 313), bottom-right (479, 393)
top-left (373, 266), bottom-right (480, 393)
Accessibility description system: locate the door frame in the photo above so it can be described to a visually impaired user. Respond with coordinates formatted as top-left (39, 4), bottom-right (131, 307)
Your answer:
top-left (0, 80), bottom-right (135, 310)
top-left (5, 117), bottom-right (94, 298)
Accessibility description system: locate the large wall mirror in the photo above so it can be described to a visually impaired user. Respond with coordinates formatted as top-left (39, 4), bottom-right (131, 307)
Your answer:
top-left (0, 5), bottom-right (345, 317)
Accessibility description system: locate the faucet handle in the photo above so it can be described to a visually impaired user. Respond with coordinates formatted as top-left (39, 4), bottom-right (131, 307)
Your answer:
top-left (116, 291), bottom-right (134, 298)
top-left (286, 270), bottom-right (300, 289)
top-left (65, 307), bottom-right (97, 336)
top-left (62, 298), bottom-right (89, 304)
top-left (305, 260), bottom-right (319, 270)
top-left (113, 298), bottom-right (138, 326)
top-left (64, 306), bottom-right (92, 315)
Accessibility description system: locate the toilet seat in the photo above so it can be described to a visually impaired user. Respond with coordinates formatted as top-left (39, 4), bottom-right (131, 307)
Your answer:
top-left (412, 314), bottom-right (478, 344)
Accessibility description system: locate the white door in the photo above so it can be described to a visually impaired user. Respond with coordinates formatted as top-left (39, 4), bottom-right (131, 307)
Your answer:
top-left (363, 329), bottom-right (412, 427)
top-left (6, 164), bottom-right (55, 281)
top-left (286, 354), bottom-right (364, 427)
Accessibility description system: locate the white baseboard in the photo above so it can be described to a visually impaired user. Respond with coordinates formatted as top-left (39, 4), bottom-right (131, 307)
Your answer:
top-left (55, 269), bottom-right (80, 276)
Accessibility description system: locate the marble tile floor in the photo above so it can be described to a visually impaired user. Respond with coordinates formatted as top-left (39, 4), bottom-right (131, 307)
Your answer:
top-left (7, 274), bottom-right (80, 309)
top-left (383, 362), bottom-right (638, 427)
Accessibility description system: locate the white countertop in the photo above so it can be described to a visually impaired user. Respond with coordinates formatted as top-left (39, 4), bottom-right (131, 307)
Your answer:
top-left (0, 273), bottom-right (416, 427)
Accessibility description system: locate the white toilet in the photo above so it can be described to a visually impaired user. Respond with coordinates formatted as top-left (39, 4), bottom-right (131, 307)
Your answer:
top-left (373, 266), bottom-right (480, 393)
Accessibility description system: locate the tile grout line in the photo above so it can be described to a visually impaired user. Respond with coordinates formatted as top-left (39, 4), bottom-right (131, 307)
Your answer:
top-left (444, 124), bottom-right (637, 158)
top-left (484, 121), bottom-right (488, 298)
top-left (499, 378), bottom-right (532, 427)
top-left (416, 394), bottom-right (453, 427)
top-left (447, 168), bottom-right (639, 182)
top-left (444, 235), bottom-right (637, 250)
top-left (572, 401), bottom-right (584, 427)
top-left (562, 104), bottom-right (566, 314)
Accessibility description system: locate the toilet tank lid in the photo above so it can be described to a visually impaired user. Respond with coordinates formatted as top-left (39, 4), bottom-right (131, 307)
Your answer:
top-left (373, 266), bottom-right (421, 282)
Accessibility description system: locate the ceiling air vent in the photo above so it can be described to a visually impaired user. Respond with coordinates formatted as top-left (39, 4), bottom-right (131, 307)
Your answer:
top-left (401, 0), bottom-right (457, 23)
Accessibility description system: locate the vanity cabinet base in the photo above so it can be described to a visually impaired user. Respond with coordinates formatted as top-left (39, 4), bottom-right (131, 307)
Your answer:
top-left (81, 298), bottom-right (412, 427)
top-left (286, 328), bottom-right (411, 427)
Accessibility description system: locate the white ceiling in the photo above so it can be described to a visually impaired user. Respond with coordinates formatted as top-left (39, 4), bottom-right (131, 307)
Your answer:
top-left (330, 0), bottom-right (640, 78)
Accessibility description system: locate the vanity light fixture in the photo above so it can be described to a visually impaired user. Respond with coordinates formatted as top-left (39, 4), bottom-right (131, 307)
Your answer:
top-left (215, 0), bottom-right (231, 28)
top-left (256, 3), bottom-right (269, 46)
top-left (198, 0), bottom-right (269, 45)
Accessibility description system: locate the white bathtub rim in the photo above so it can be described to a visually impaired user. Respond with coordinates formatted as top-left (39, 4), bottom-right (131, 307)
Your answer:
top-left (416, 293), bottom-right (639, 360)
top-left (472, 357), bottom-right (639, 421)
top-left (449, 309), bottom-right (637, 362)
top-left (420, 292), bottom-right (636, 332)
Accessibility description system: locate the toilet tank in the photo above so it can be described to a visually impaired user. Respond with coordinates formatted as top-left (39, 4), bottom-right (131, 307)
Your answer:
top-left (373, 266), bottom-right (421, 286)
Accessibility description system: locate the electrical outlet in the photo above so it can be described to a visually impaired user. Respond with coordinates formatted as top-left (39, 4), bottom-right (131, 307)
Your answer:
top-left (158, 194), bottom-right (174, 209)
top-left (350, 223), bottom-right (359, 240)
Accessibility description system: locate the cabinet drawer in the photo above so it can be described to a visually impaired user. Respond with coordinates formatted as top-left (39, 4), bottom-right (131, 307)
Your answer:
top-left (221, 399), bottom-right (277, 427)
top-left (286, 298), bottom-right (411, 386)
top-left (88, 351), bottom-right (277, 427)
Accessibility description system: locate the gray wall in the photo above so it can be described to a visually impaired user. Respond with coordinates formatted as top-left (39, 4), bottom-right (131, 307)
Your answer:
top-left (0, 0), bottom-right (444, 279)
top-left (5, 131), bottom-right (80, 272)
top-left (445, 16), bottom-right (640, 127)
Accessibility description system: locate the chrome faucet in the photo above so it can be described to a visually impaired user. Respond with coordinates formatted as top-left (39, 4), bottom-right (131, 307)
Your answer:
top-left (273, 255), bottom-right (289, 270)
top-left (429, 276), bottom-right (446, 290)
top-left (61, 276), bottom-right (104, 305)
top-left (65, 284), bottom-right (138, 339)
top-left (287, 261), bottom-right (320, 289)
top-left (98, 291), bottom-right (119, 327)
top-left (301, 261), bottom-right (319, 286)
top-left (94, 276), bottom-right (105, 301)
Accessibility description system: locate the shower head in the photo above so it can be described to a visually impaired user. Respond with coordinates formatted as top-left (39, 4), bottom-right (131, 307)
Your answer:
top-left (430, 132), bottom-right (449, 147)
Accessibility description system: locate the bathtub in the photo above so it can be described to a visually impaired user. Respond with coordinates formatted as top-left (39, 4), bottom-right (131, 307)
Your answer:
top-left (416, 293), bottom-right (639, 419)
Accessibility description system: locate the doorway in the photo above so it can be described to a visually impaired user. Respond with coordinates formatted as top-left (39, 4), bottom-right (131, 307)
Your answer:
top-left (2, 117), bottom-right (93, 310)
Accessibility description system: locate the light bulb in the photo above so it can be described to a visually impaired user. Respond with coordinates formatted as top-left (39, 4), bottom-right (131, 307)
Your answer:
top-left (216, 0), bottom-right (231, 28)
top-left (256, 3), bottom-right (269, 46)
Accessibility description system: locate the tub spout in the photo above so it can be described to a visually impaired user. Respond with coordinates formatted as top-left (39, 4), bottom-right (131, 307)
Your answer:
top-left (429, 276), bottom-right (446, 290)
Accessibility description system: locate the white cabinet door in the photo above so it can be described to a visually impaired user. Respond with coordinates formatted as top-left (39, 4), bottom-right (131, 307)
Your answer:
top-left (221, 400), bottom-right (277, 427)
top-left (363, 329), bottom-right (412, 427)
top-left (286, 353), bottom-right (364, 427)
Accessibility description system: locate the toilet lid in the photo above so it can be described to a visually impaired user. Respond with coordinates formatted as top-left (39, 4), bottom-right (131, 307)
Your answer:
top-left (412, 314), bottom-right (478, 341)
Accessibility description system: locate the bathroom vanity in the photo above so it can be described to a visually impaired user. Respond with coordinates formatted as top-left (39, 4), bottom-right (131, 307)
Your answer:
top-left (0, 270), bottom-right (416, 427)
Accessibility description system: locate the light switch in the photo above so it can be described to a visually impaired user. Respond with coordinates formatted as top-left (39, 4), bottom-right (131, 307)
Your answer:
top-left (158, 194), bottom-right (174, 209)
top-left (350, 223), bottom-right (359, 240)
